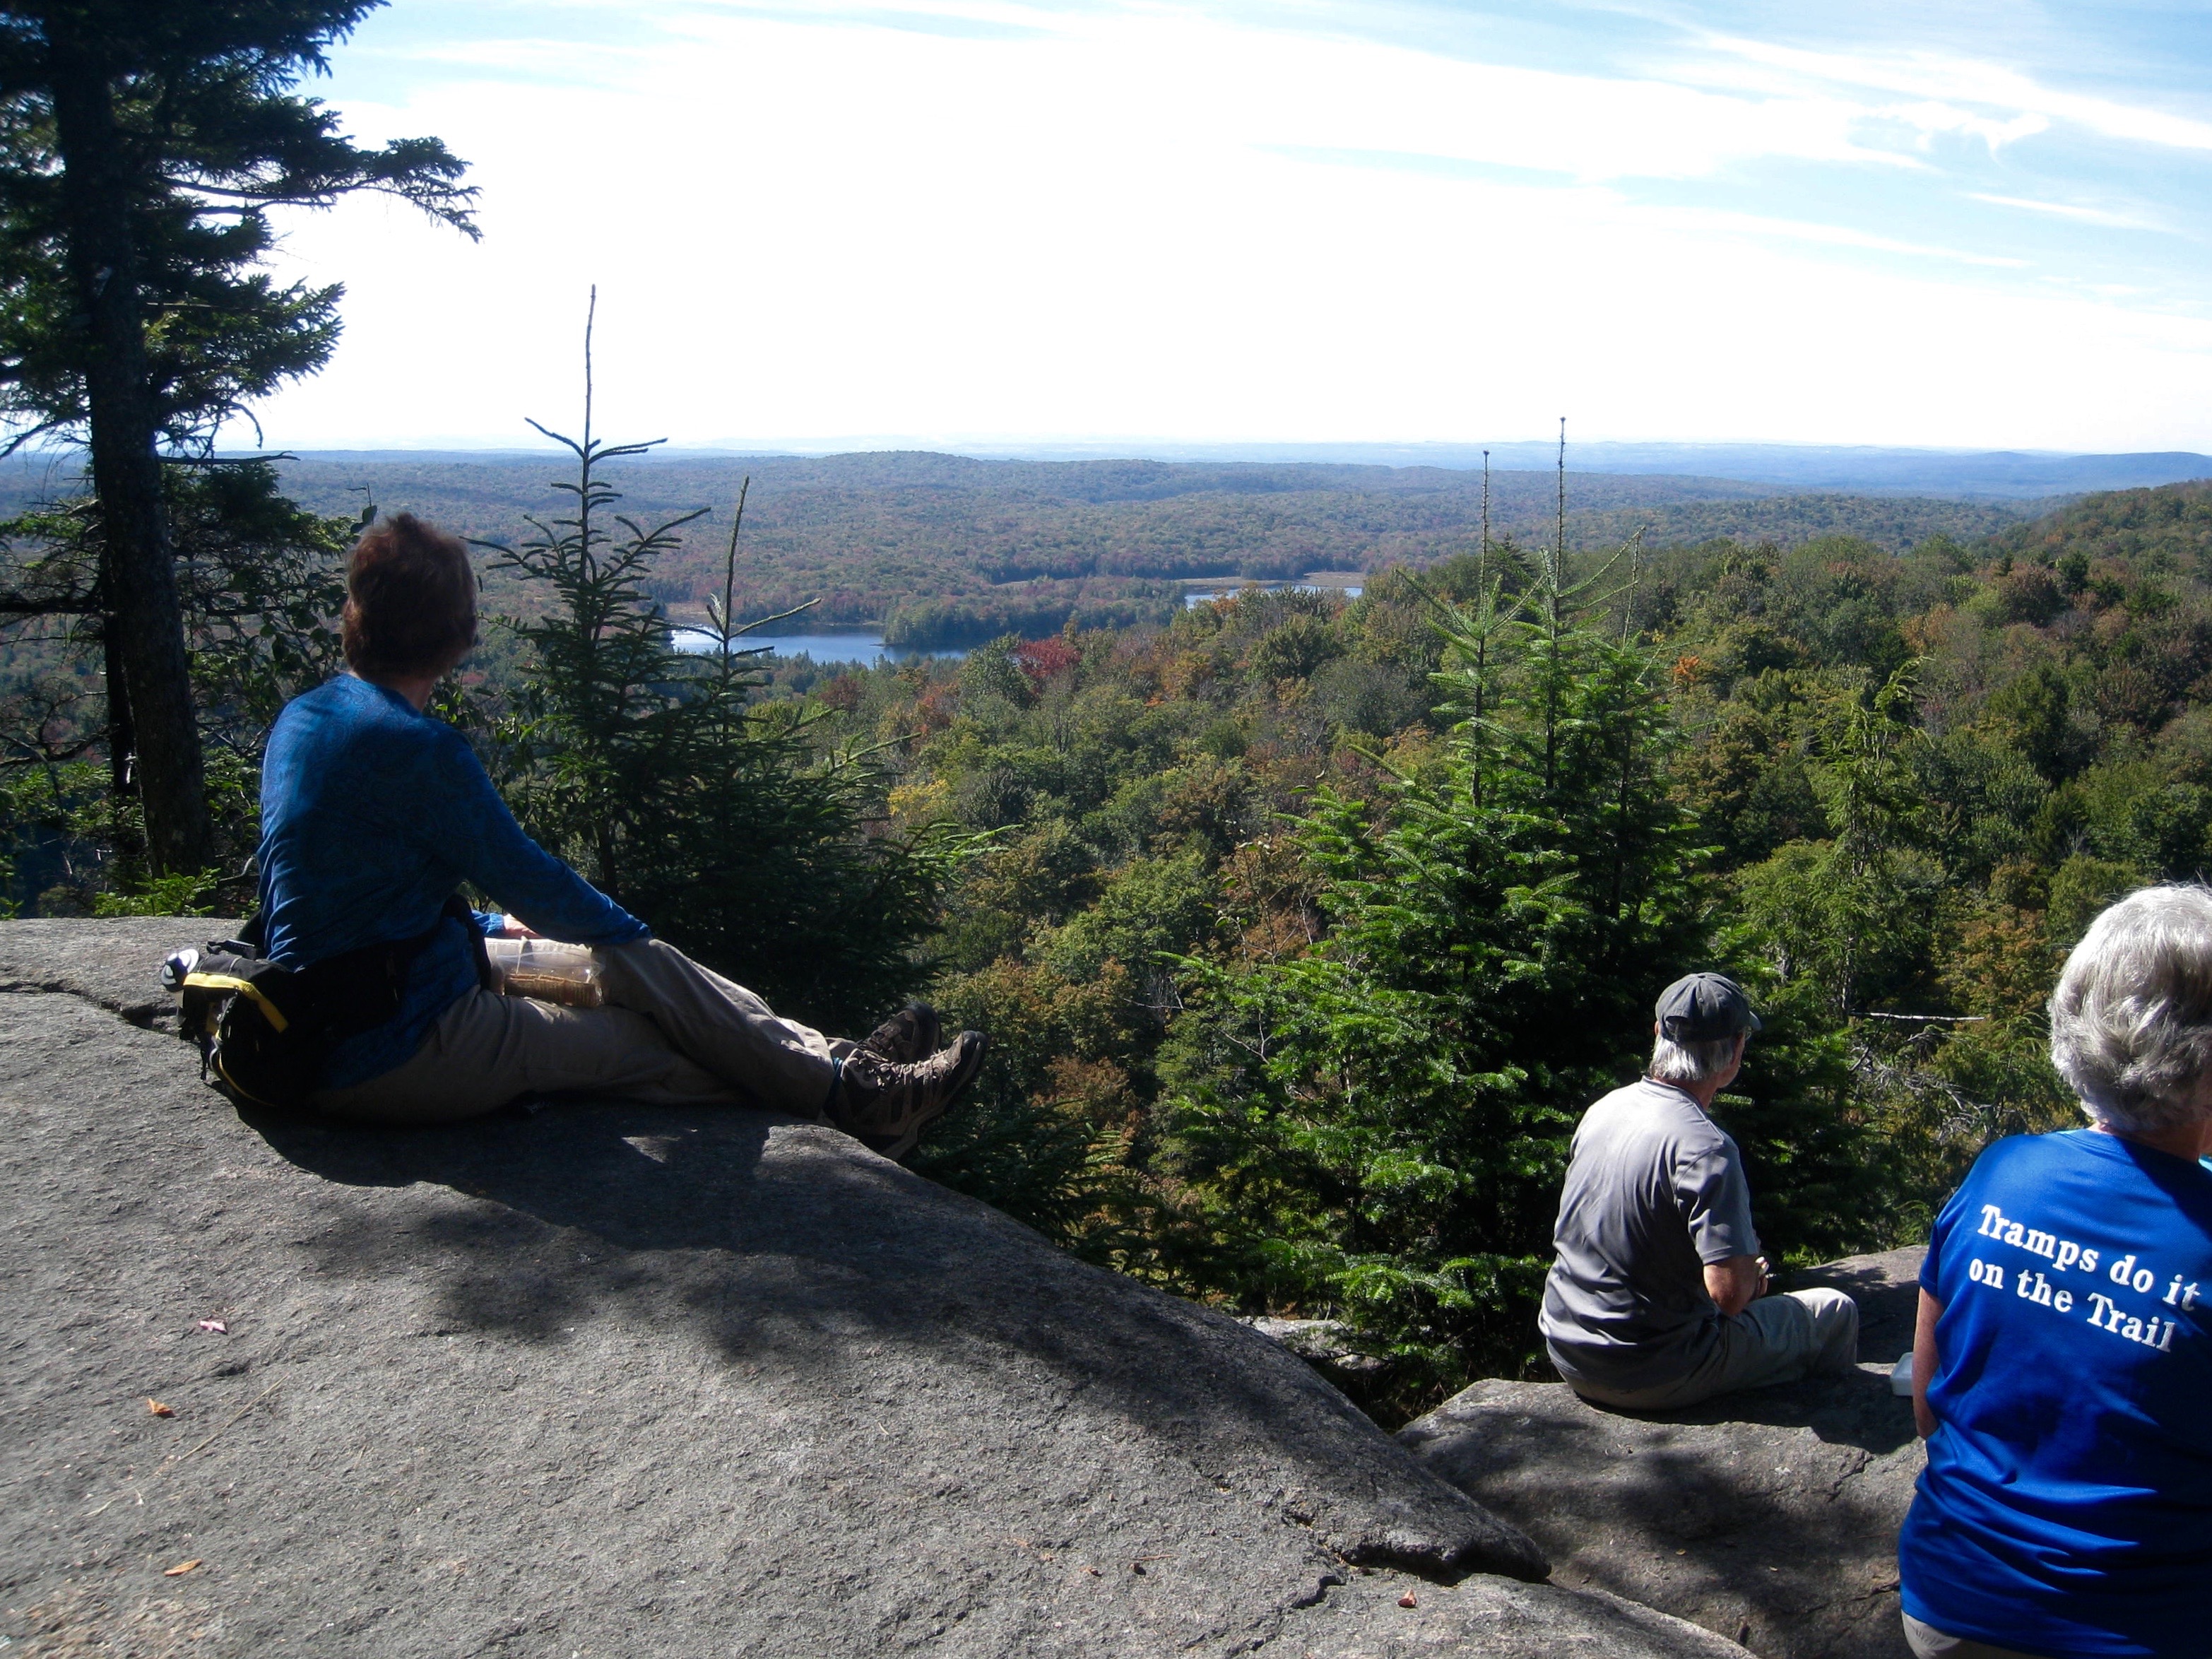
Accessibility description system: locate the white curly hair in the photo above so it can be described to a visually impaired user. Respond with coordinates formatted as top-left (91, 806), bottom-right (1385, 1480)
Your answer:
top-left (2050, 884), bottom-right (2212, 1135)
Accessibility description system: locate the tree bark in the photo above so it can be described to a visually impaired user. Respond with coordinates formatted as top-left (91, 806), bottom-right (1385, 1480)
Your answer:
top-left (45, 24), bottom-right (211, 875)
top-left (100, 618), bottom-right (144, 861)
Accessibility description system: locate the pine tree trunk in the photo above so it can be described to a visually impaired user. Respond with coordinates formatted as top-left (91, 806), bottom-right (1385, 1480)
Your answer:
top-left (46, 28), bottom-right (212, 876)
top-left (100, 620), bottom-right (144, 863)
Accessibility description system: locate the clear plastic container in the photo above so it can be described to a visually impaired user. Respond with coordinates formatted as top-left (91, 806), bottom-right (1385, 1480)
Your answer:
top-left (485, 938), bottom-right (606, 1008)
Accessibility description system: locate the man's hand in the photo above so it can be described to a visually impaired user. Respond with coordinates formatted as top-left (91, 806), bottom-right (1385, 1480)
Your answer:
top-left (493, 916), bottom-right (540, 939)
top-left (1704, 1253), bottom-right (1768, 1317)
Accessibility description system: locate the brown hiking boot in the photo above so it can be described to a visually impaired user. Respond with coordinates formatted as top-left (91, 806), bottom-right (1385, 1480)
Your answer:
top-left (832, 1031), bottom-right (987, 1162)
top-left (859, 1002), bottom-right (940, 1066)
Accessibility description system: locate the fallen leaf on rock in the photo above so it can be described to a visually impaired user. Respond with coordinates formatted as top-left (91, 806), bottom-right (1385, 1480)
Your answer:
top-left (147, 1399), bottom-right (174, 1417)
top-left (197, 1320), bottom-right (227, 1334)
top-left (1398, 1593), bottom-right (1418, 1609)
top-left (163, 1560), bottom-right (201, 1576)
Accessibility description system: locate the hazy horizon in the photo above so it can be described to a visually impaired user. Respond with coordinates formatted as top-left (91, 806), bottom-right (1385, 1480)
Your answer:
top-left (230, 437), bottom-right (2212, 463)
top-left (70, 436), bottom-right (2196, 504)
top-left (17, 433), bottom-right (2206, 502)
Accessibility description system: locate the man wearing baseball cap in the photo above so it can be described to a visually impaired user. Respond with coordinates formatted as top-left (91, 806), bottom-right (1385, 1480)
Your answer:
top-left (1538, 972), bottom-right (1859, 1410)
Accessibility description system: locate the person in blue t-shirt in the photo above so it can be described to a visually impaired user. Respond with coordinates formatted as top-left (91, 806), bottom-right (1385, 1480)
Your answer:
top-left (254, 512), bottom-right (983, 1160)
top-left (1900, 884), bottom-right (2212, 1659)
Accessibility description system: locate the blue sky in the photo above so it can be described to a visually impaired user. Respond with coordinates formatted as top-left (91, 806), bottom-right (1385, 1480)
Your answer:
top-left (245, 1), bottom-right (2212, 451)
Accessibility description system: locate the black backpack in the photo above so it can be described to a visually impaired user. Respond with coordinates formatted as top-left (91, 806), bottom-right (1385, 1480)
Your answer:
top-left (166, 895), bottom-right (488, 1110)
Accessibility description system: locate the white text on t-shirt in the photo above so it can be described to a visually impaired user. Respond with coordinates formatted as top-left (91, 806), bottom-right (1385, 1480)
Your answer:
top-left (1964, 1201), bottom-right (2195, 1354)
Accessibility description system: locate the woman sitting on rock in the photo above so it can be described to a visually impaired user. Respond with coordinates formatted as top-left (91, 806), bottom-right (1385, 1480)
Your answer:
top-left (256, 511), bottom-right (983, 1153)
top-left (1900, 885), bottom-right (2212, 1659)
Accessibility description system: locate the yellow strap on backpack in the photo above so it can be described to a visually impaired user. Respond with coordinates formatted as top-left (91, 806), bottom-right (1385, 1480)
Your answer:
top-left (181, 972), bottom-right (291, 1034)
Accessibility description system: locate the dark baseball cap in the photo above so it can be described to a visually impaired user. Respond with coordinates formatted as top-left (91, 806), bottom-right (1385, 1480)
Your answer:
top-left (1655, 972), bottom-right (1763, 1043)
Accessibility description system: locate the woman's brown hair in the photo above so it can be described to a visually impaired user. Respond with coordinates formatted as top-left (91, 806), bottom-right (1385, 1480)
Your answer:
top-left (341, 512), bottom-right (478, 680)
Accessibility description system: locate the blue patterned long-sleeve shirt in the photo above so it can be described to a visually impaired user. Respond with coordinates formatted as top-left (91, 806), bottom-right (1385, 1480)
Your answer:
top-left (258, 673), bottom-right (649, 1089)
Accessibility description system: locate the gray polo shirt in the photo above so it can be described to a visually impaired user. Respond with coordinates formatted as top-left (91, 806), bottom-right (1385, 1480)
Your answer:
top-left (1538, 1078), bottom-right (1760, 1393)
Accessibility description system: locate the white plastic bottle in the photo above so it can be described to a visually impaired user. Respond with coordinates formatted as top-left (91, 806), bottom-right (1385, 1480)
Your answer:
top-left (485, 938), bottom-right (606, 1008)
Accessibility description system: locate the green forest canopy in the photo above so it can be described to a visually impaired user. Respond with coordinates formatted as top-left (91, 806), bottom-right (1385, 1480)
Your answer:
top-left (758, 479), bottom-right (2212, 1411)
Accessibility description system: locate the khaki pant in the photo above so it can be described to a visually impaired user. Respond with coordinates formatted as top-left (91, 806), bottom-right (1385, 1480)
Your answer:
top-left (309, 938), bottom-right (851, 1126)
top-left (1556, 1288), bottom-right (1861, 1411)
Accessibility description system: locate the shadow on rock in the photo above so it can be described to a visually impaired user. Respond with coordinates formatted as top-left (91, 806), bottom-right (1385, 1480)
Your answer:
top-left (1590, 1363), bottom-right (1915, 1459)
top-left (244, 1095), bottom-right (1549, 1581)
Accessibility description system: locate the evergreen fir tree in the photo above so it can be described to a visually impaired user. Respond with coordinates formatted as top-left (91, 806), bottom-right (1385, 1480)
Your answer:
top-left (485, 300), bottom-right (945, 1034)
top-left (0, 1), bottom-right (475, 873)
top-left (1161, 552), bottom-right (1876, 1399)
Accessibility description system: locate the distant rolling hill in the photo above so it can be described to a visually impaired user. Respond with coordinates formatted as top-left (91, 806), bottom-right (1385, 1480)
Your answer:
top-left (230, 451), bottom-right (2044, 646)
top-left (0, 447), bottom-right (2082, 650)
top-left (950, 441), bottom-right (2212, 500)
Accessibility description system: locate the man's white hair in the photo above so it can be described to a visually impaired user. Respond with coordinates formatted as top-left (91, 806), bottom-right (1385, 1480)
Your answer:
top-left (2050, 884), bottom-right (2212, 1135)
top-left (1650, 1031), bottom-right (1743, 1087)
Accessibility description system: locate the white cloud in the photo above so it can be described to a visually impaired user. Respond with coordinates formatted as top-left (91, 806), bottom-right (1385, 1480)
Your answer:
top-left (1632, 204), bottom-right (2028, 266)
top-left (1695, 35), bottom-right (2212, 155)
top-left (240, 2), bottom-right (2212, 451)
top-left (1864, 100), bottom-right (2050, 154)
top-left (676, 7), bottom-right (1923, 184)
top-left (1968, 192), bottom-right (2164, 231)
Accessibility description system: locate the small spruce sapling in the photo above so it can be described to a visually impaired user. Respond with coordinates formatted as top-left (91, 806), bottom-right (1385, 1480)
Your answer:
top-left (485, 293), bottom-right (945, 1034)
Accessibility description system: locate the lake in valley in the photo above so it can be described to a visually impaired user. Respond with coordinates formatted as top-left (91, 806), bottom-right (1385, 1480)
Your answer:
top-left (670, 629), bottom-right (965, 666)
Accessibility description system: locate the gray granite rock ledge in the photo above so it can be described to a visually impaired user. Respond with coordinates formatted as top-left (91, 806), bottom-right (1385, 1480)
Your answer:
top-left (1, 918), bottom-right (1749, 1659)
